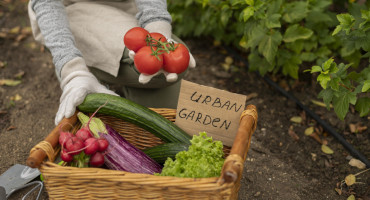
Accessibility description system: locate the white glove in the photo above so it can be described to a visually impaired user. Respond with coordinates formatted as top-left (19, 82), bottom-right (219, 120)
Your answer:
top-left (55, 59), bottom-right (118, 125)
top-left (129, 21), bottom-right (196, 84)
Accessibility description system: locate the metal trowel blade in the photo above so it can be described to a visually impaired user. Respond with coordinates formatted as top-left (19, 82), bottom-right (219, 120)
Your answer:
top-left (0, 164), bottom-right (40, 196)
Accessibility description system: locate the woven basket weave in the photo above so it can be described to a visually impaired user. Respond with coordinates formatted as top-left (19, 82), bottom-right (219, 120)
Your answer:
top-left (27, 105), bottom-right (258, 200)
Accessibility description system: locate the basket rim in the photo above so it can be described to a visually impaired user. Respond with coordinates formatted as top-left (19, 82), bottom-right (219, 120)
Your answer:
top-left (40, 161), bottom-right (236, 191)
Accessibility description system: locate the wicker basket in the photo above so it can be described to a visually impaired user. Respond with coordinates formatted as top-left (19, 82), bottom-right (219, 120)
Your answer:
top-left (27, 105), bottom-right (258, 200)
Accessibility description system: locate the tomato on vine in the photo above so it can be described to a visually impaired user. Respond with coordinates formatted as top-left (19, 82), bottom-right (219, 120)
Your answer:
top-left (124, 27), bottom-right (191, 76)
top-left (124, 27), bottom-right (149, 52)
top-left (163, 43), bottom-right (190, 74)
top-left (146, 32), bottom-right (167, 47)
top-left (134, 46), bottom-right (163, 75)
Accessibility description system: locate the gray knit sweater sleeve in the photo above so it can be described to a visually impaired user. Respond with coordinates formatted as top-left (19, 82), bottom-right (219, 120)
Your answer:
top-left (135, 0), bottom-right (172, 27)
top-left (31, 0), bottom-right (83, 78)
top-left (31, 0), bottom-right (171, 78)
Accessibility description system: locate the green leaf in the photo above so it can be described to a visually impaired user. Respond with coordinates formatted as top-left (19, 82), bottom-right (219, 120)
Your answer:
top-left (363, 52), bottom-right (370, 59)
top-left (282, 1), bottom-right (308, 23)
top-left (362, 80), bottom-right (370, 92)
top-left (231, 0), bottom-right (245, 6)
top-left (329, 77), bottom-right (340, 91)
top-left (360, 9), bottom-right (370, 21)
top-left (246, 0), bottom-right (254, 6)
top-left (318, 89), bottom-right (334, 110)
top-left (309, 0), bottom-right (332, 11)
top-left (322, 58), bottom-right (335, 72)
top-left (267, 0), bottom-right (282, 14)
top-left (317, 74), bottom-right (331, 89)
top-left (242, 7), bottom-right (254, 22)
top-left (359, 10), bottom-right (370, 30)
top-left (77, 112), bottom-right (108, 137)
top-left (306, 11), bottom-right (332, 24)
top-left (311, 65), bottom-right (322, 73)
top-left (248, 52), bottom-right (274, 75)
top-left (301, 52), bottom-right (317, 62)
top-left (265, 13), bottom-right (281, 29)
top-left (340, 45), bottom-right (356, 57)
top-left (258, 31), bottom-right (282, 64)
top-left (315, 46), bottom-right (332, 59)
top-left (336, 13), bottom-right (355, 35)
top-left (303, 39), bottom-right (318, 51)
top-left (239, 35), bottom-right (248, 49)
top-left (245, 23), bottom-right (266, 49)
top-left (348, 71), bottom-right (362, 82)
top-left (286, 39), bottom-right (304, 53)
top-left (361, 34), bottom-right (370, 51)
top-left (281, 55), bottom-right (301, 79)
top-left (333, 90), bottom-right (353, 120)
top-left (335, 63), bottom-right (351, 79)
top-left (283, 24), bottom-right (313, 43)
top-left (355, 97), bottom-right (370, 117)
top-left (332, 26), bottom-right (342, 36)
top-left (221, 7), bottom-right (232, 26)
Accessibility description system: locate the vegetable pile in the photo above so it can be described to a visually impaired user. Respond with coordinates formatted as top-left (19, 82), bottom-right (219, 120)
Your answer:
top-left (60, 95), bottom-right (226, 178)
top-left (123, 27), bottom-right (190, 75)
top-left (156, 132), bottom-right (225, 178)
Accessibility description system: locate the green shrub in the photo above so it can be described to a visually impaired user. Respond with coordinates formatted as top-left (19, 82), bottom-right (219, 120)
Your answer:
top-left (168, 0), bottom-right (369, 120)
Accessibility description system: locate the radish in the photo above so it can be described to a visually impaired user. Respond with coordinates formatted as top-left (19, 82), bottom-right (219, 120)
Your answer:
top-left (60, 149), bottom-right (73, 162)
top-left (84, 137), bottom-right (99, 155)
top-left (97, 138), bottom-right (109, 152)
top-left (75, 127), bottom-right (93, 141)
top-left (89, 152), bottom-right (105, 167)
top-left (59, 130), bottom-right (73, 148)
top-left (65, 136), bottom-right (85, 155)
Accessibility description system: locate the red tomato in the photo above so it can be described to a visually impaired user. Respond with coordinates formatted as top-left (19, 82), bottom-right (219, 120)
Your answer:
top-left (163, 43), bottom-right (190, 74)
top-left (134, 46), bottom-right (163, 75)
top-left (124, 27), bottom-right (149, 52)
top-left (147, 32), bottom-right (167, 46)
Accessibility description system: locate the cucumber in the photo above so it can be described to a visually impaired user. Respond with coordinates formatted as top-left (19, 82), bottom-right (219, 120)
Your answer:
top-left (77, 93), bottom-right (191, 144)
top-left (143, 143), bottom-right (189, 164)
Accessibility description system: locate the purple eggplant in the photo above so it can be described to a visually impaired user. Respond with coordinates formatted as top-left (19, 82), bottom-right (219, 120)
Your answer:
top-left (99, 125), bottom-right (162, 174)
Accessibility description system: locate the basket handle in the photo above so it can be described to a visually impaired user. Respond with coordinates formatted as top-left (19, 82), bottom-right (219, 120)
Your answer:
top-left (26, 111), bottom-right (78, 168)
top-left (219, 104), bottom-right (258, 184)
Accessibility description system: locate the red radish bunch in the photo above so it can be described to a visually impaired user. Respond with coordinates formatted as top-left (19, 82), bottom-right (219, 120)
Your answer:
top-left (123, 27), bottom-right (190, 75)
top-left (59, 127), bottom-right (109, 167)
top-left (58, 107), bottom-right (110, 168)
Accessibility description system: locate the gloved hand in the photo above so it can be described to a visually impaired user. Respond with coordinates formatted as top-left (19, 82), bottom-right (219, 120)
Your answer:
top-left (129, 21), bottom-right (196, 84)
top-left (55, 59), bottom-right (118, 125)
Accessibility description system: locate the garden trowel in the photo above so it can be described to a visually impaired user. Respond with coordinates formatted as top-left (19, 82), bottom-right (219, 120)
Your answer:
top-left (0, 164), bottom-right (43, 200)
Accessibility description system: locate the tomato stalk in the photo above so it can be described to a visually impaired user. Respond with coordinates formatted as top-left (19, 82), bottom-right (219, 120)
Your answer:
top-left (144, 34), bottom-right (178, 58)
top-left (149, 45), bottom-right (163, 61)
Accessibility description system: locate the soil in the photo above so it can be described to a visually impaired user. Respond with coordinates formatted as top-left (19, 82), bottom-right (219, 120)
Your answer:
top-left (0, 1), bottom-right (369, 200)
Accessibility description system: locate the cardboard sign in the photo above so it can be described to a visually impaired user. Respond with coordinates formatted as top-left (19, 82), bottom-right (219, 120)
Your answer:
top-left (175, 80), bottom-right (247, 146)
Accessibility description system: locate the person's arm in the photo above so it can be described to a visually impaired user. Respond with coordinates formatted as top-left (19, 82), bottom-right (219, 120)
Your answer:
top-left (31, 0), bottom-right (117, 125)
top-left (135, 0), bottom-right (172, 39)
top-left (31, 0), bottom-right (85, 80)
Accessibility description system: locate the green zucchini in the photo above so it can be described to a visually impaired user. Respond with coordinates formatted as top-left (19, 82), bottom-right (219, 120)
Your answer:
top-left (143, 143), bottom-right (189, 164)
top-left (77, 93), bottom-right (191, 144)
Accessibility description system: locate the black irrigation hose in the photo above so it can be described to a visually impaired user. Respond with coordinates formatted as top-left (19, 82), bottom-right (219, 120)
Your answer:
top-left (224, 46), bottom-right (370, 168)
